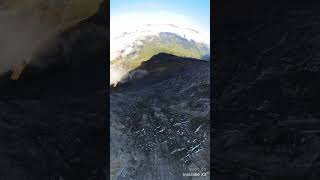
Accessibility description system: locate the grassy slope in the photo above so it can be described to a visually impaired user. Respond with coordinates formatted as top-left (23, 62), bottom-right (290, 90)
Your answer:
top-left (113, 33), bottom-right (209, 71)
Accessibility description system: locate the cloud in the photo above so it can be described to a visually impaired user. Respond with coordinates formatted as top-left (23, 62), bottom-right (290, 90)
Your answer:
top-left (110, 11), bottom-right (209, 38)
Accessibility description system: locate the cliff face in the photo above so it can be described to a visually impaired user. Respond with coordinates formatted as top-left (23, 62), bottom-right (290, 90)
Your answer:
top-left (0, 8), bottom-right (107, 180)
top-left (213, 1), bottom-right (320, 179)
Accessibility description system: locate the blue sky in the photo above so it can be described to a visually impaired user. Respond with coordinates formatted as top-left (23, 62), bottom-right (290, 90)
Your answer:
top-left (110, 0), bottom-right (210, 33)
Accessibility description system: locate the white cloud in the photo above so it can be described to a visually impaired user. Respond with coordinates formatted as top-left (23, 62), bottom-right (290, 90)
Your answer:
top-left (110, 11), bottom-right (209, 39)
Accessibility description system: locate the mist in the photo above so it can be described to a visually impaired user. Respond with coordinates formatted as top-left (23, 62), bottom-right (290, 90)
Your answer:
top-left (0, 0), bottom-right (102, 76)
top-left (0, 9), bottom-right (52, 75)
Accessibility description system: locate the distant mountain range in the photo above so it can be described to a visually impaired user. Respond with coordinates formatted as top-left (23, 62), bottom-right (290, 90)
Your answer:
top-left (110, 24), bottom-right (210, 86)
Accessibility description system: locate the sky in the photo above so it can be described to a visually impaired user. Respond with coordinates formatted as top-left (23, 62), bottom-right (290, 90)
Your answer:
top-left (110, 0), bottom-right (210, 36)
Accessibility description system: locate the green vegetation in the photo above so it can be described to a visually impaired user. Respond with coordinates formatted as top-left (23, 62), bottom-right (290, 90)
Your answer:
top-left (113, 32), bottom-right (209, 71)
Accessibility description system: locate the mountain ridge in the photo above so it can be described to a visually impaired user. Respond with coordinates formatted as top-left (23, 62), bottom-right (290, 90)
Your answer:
top-left (111, 53), bottom-right (209, 90)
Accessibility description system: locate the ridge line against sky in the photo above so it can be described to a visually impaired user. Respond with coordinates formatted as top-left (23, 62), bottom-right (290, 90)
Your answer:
top-left (110, 0), bottom-right (210, 38)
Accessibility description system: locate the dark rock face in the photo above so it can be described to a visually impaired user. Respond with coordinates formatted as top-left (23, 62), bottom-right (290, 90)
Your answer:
top-left (213, 1), bottom-right (320, 180)
top-left (0, 9), bottom-right (107, 180)
top-left (110, 53), bottom-right (210, 180)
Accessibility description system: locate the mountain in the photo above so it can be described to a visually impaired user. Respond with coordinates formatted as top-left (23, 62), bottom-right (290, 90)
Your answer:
top-left (110, 53), bottom-right (210, 180)
top-left (110, 24), bottom-right (210, 86)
